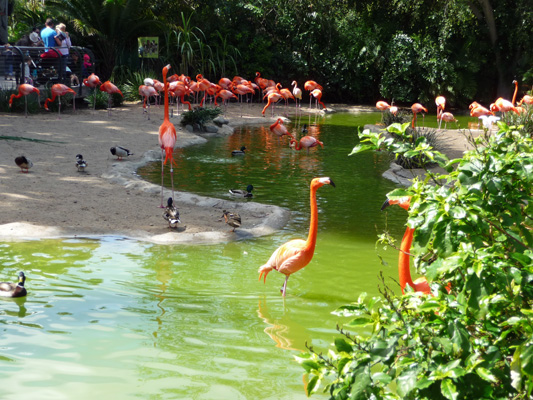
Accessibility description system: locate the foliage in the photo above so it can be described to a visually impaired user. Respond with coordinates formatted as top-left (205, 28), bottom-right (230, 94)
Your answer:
top-left (0, 88), bottom-right (40, 114)
top-left (84, 89), bottom-right (122, 109)
top-left (501, 105), bottom-right (533, 135)
top-left (350, 123), bottom-right (445, 170)
top-left (301, 122), bottom-right (533, 399)
top-left (118, 69), bottom-right (158, 102)
top-left (179, 107), bottom-right (222, 129)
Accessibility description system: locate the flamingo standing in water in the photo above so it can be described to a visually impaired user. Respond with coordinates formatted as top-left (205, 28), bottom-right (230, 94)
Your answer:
top-left (83, 73), bottom-right (102, 110)
top-left (269, 118), bottom-right (294, 141)
top-left (44, 84), bottom-right (76, 118)
top-left (290, 136), bottom-right (324, 154)
top-left (100, 80), bottom-right (123, 116)
top-left (292, 81), bottom-right (302, 111)
top-left (259, 177), bottom-right (335, 296)
top-left (9, 84), bottom-right (40, 117)
top-left (158, 64), bottom-right (177, 207)
top-left (381, 197), bottom-right (430, 294)
top-left (411, 103), bottom-right (428, 128)
top-left (381, 197), bottom-right (452, 294)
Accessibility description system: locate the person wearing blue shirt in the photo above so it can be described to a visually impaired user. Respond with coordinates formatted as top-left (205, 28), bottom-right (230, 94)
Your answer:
top-left (40, 18), bottom-right (56, 48)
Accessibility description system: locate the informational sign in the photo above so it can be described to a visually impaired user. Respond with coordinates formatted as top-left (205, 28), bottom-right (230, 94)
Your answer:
top-left (138, 37), bottom-right (158, 58)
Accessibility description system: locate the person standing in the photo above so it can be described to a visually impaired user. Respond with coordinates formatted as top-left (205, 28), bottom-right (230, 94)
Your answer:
top-left (40, 18), bottom-right (56, 49)
top-left (55, 23), bottom-right (71, 84)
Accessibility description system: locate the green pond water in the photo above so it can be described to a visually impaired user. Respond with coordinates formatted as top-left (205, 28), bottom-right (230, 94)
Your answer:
top-left (0, 111), bottom-right (471, 399)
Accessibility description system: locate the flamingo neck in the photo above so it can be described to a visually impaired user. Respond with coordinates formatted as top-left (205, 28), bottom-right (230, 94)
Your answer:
top-left (399, 226), bottom-right (415, 293)
top-left (163, 70), bottom-right (170, 122)
top-left (304, 183), bottom-right (320, 252)
top-left (291, 139), bottom-right (302, 150)
top-left (512, 81), bottom-right (518, 106)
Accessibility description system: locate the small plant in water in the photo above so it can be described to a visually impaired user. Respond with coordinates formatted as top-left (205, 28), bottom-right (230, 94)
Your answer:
top-left (180, 107), bottom-right (223, 130)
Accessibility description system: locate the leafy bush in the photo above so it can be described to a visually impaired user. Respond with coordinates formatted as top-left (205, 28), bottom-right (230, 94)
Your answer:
top-left (179, 107), bottom-right (222, 129)
top-left (84, 89), bottom-right (123, 109)
top-left (301, 122), bottom-right (533, 399)
top-left (0, 89), bottom-right (41, 114)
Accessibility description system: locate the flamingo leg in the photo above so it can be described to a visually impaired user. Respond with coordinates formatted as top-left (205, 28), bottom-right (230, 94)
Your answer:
top-left (24, 96), bottom-right (28, 118)
top-left (280, 275), bottom-right (289, 297)
top-left (58, 95), bottom-right (61, 119)
top-left (160, 150), bottom-right (165, 208)
top-left (170, 166), bottom-right (175, 202)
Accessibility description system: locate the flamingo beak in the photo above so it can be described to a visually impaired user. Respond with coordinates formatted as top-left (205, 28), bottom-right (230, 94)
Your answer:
top-left (328, 179), bottom-right (336, 188)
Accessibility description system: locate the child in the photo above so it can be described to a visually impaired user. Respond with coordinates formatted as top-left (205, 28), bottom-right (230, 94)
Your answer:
top-left (23, 56), bottom-right (33, 85)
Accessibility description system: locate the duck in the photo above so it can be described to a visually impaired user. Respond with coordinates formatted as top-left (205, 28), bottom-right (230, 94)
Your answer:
top-left (229, 184), bottom-right (254, 198)
top-left (231, 146), bottom-right (246, 156)
top-left (15, 155), bottom-right (33, 173)
top-left (222, 210), bottom-right (241, 232)
top-left (0, 271), bottom-right (27, 298)
top-left (110, 146), bottom-right (133, 160)
top-left (162, 197), bottom-right (180, 228)
top-left (75, 154), bottom-right (87, 172)
top-left (301, 124), bottom-right (308, 133)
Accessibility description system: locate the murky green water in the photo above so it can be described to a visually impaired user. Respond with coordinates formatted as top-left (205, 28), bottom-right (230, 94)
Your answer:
top-left (0, 111), bottom-right (465, 398)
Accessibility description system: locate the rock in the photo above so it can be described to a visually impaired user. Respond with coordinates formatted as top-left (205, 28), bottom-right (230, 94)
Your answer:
top-left (213, 116), bottom-right (229, 126)
top-left (204, 123), bottom-right (219, 133)
top-left (185, 124), bottom-right (194, 133)
top-left (216, 124), bottom-right (234, 136)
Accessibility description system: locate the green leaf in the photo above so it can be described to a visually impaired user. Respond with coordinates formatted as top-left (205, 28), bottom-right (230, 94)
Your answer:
top-left (441, 379), bottom-right (458, 400)
top-left (349, 144), bottom-right (376, 155)
top-left (346, 316), bottom-right (373, 327)
top-left (396, 369), bottom-right (417, 397)
top-left (306, 375), bottom-right (319, 396)
top-left (300, 360), bottom-right (320, 373)
top-left (335, 338), bottom-right (353, 354)
top-left (476, 367), bottom-right (498, 383)
top-left (372, 372), bottom-right (392, 385)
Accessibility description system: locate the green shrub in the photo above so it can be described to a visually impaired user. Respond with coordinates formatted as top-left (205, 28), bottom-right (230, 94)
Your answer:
top-left (303, 122), bottom-right (533, 399)
top-left (179, 107), bottom-right (222, 129)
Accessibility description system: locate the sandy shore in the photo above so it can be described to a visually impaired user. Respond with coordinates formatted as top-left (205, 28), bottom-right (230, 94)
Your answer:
top-left (0, 101), bottom-right (478, 244)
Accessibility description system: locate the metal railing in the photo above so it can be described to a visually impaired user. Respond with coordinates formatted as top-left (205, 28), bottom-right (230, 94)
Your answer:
top-left (0, 45), bottom-right (96, 96)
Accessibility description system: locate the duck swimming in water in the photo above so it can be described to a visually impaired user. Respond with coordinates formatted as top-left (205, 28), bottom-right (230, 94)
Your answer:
top-left (0, 272), bottom-right (27, 298)
top-left (231, 146), bottom-right (246, 156)
top-left (229, 184), bottom-right (254, 198)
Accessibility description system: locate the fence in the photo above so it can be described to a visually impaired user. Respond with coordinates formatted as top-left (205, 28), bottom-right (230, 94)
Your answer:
top-left (0, 45), bottom-right (96, 97)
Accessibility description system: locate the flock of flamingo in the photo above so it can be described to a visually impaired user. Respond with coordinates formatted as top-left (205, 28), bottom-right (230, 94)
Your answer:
top-left (376, 80), bottom-right (533, 131)
top-left (6, 64), bottom-right (533, 297)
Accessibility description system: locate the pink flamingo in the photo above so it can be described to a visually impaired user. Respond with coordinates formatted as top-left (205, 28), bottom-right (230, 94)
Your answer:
top-left (83, 73), bottom-right (101, 110)
top-left (376, 100), bottom-right (391, 122)
top-left (44, 84), bottom-right (76, 118)
top-left (259, 177), bottom-right (335, 296)
top-left (290, 136), bottom-right (324, 154)
top-left (158, 64), bottom-right (177, 207)
top-left (138, 84), bottom-right (158, 120)
top-left (215, 89), bottom-right (237, 112)
top-left (304, 80), bottom-right (322, 109)
top-left (100, 81), bottom-right (123, 116)
top-left (262, 91), bottom-right (283, 117)
top-left (292, 81), bottom-right (302, 110)
top-left (411, 103), bottom-right (428, 128)
top-left (435, 96), bottom-right (446, 129)
top-left (9, 84), bottom-right (40, 117)
top-left (310, 89), bottom-right (326, 110)
top-left (270, 118), bottom-right (294, 141)
top-left (437, 112), bottom-right (457, 129)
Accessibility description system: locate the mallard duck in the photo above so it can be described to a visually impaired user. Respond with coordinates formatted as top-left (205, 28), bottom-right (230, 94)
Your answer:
top-left (301, 124), bottom-right (308, 133)
top-left (110, 146), bottom-right (133, 160)
top-left (163, 197), bottom-right (180, 228)
top-left (75, 154), bottom-right (87, 172)
top-left (229, 184), bottom-right (254, 198)
top-left (15, 155), bottom-right (33, 173)
top-left (0, 271), bottom-right (27, 298)
top-left (231, 146), bottom-right (246, 156)
top-left (222, 210), bottom-right (241, 232)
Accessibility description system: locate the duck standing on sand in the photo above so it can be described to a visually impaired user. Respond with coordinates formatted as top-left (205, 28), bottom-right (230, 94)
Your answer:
top-left (75, 154), bottom-right (87, 172)
top-left (0, 272), bottom-right (27, 298)
top-left (231, 146), bottom-right (246, 156)
top-left (222, 210), bottom-right (241, 232)
top-left (110, 146), bottom-right (133, 160)
top-left (15, 155), bottom-right (33, 173)
top-left (163, 197), bottom-right (180, 229)
top-left (229, 184), bottom-right (254, 198)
